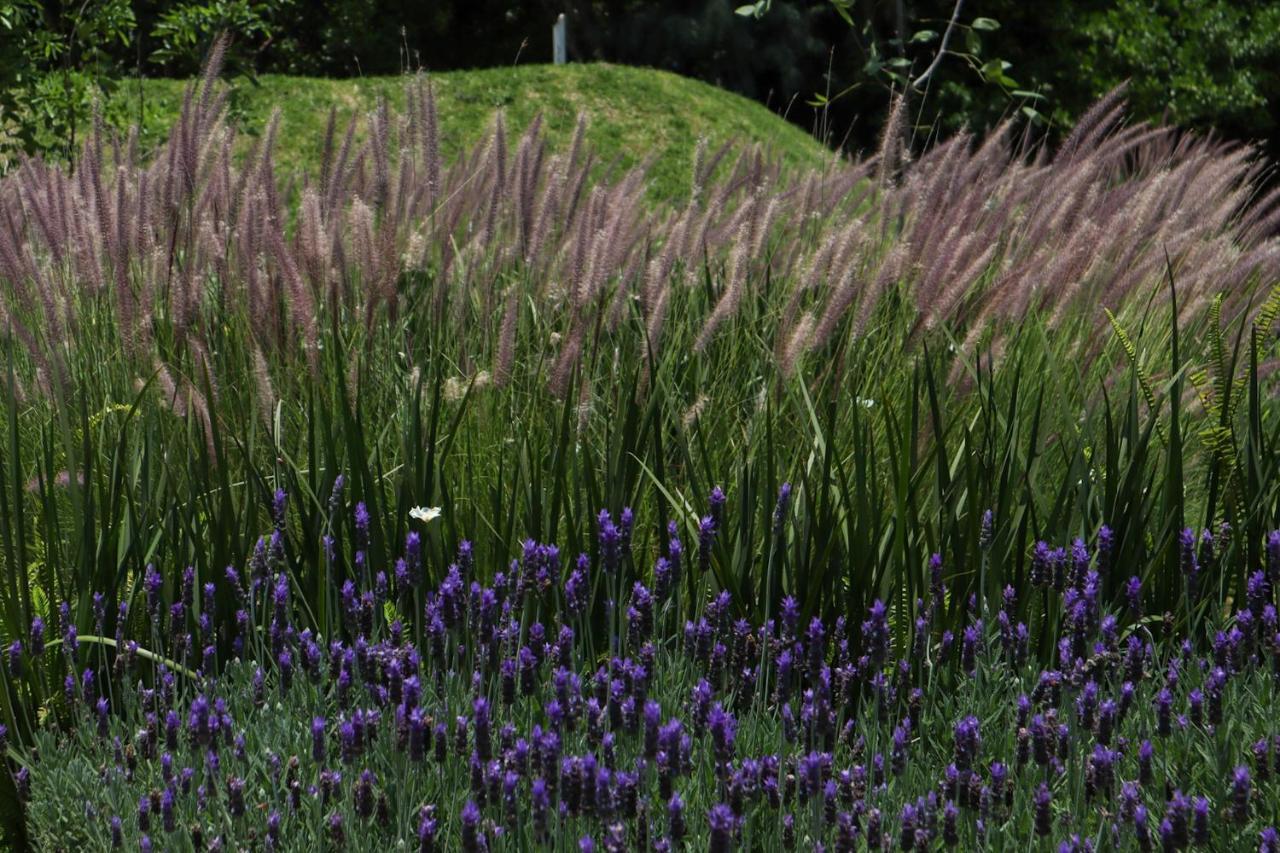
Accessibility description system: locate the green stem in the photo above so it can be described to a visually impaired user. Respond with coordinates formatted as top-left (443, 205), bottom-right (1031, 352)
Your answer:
top-left (43, 635), bottom-right (200, 680)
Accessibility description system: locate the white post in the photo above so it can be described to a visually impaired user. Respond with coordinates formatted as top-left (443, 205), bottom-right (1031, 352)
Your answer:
top-left (553, 13), bottom-right (567, 65)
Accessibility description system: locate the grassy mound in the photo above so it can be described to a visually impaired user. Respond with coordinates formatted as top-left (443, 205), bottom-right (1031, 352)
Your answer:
top-left (113, 63), bottom-right (835, 201)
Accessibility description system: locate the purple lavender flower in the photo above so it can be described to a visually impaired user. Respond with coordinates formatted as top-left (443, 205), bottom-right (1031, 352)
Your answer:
top-left (265, 810), bottom-right (281, 849)
top-left (961, 622), bottom-right (982, 674)
top-left (697, 515), bottom-right (717, 574)
top-left (861, 599), bottom-right (890, 665)
top-left (709, 486), bottom-right (726, 522)
top-left (474, 697), bottom-right (492, 762)
top-left (899, 802), bottom-right (917, 849)
top-left (1191, 796), bottom-right (1210, 845)
top-left (532, 778), bottom-right (550, 841)
top-left (708, 704), bottom-right (737, 764)
top-left (1131, 805), bottom-right (1151, 850)
top-left (772, 483), bottom-right (792, 536)
top-left (1034, 783), bottom-right (1052, 836)
top-left (354, 769), bottom-right (376, 820)
top-left (1155, 689), bottom-right (1173, 737)
top-left (227, 776), bottom-right (246, 817)
top-left (265, 488), bottom-right (288, 533)
top-left (1164, 791), bottom-right (1191, 847)
top-left (1232, 765), bottom-right (1251, 822)
top-left (418, 806), bottom-right (439, 852)
top-left (29, 616), bottom-right (44, 657)
top-left (354, 501), bottom-right (371, 549)
top-left (1269, 531), bottom-right (1280, 584)
top-left (1030, 541), bottom-right (1051, 586)
top-left (306, 716), bottom-right (325, 763)
top-left (708, 803), bottom-right (737, 853)
top-left (954, 715), bottom-right (981, 769)
top-left (143, 565), bottom-right (163, 617)
top-left (96, 697), bottom-right (109, 738)
top-left (327, 813), bottom-right (345, 846)
top-left (667, 793), bottom-right (686, 843)
top-left (12, 766), bottom-right (29, 803)
top-left (566, 555), bottom-right (589, 617)
top-left (1180, 527), bottom-right (1199, 597)
top-left (598, 510), bottom-right (622, 575)
top-left (159, 786), bottom-right (176, 833)
top-left (780, 596), bottom-right (800, 639)
top-left (7, 641), bottom-right (22, 678)
top-left (1124, 575), bottom-right (1143, 618)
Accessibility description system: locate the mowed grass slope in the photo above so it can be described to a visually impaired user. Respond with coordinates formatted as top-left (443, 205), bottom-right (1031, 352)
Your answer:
top-left (113, 63), bottom-right (835, 201)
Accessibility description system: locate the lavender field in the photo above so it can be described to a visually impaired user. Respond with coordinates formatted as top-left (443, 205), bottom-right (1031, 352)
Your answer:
top-left (4, 44), bottom-right (1280, 850)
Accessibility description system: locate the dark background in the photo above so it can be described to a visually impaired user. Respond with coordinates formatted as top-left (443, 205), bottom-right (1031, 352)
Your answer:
top-left (4, 0), bottom-right (1280, 165)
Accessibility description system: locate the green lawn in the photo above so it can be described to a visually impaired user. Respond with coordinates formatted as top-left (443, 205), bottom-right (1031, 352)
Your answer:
top-left (112, 63), bottom-right (835, 202)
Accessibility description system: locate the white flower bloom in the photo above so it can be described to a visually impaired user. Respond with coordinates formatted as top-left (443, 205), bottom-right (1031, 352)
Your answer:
top-left (409, 506), bottom-right (442, 524)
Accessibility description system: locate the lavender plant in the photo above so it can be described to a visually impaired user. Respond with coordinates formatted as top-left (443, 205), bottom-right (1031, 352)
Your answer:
top-left (10, 490), bottom-right (1280, 849)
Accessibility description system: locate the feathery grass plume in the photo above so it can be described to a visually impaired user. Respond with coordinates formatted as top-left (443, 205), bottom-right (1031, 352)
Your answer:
top-left (421, 79), bottom-right (441, 210)
top-left (514, 114), bottom-right (545, 251)
top-left (549, 318), bottom-right (584, 401)
top-left (681, 393), bottom-right (709, 430)
top-left (565, 113), bottom-right (587, 183)
top-left (252, 344), bottom-right (278, 433)
top-left (268, 228), bottom-right (319, 374)
top-left (808, 261), bottom-right (861, 353)
top-left (479, 111), bottom-right (508, 251)
top-left (494, 288), bottom-right (519, 388)
top-left (690, 137), bottom-right (708, 207)
top-left (778, 311), bottom-right (815, 378)
top-left (1055, 82), bottom-right (1130, 166)
top-left (693, 220), bottom-right (751, 354)
top-left (875, 92), bottom-right (906, 193)
top-left (524, 155), bottom-right (561, 267)
top-left (369, 97), bottom-right (392, 212)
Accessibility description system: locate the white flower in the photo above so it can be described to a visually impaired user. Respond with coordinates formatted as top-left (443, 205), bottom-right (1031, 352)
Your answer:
top-left (409, 506), bottom-right (442, 524)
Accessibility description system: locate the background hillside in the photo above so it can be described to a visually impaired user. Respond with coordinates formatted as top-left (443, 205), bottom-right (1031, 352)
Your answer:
top-left (112, 63), bottom-right (834, 201)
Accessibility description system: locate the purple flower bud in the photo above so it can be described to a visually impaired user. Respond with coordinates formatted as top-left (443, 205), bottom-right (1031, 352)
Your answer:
top-left (953, 715), bottom-right (981, 770)
top-left (354, 769), bottom-right (376, 820)
top-left (1232, 765), bottom-right (1251, 822)
top-left (667, 793), bottom-right (686, 843)
top-left (227, 776), bottom-right (246, 817)
top-left (1034, 783), bottom-right (1052, 837)
top-left (29, 617), bottom-right (45, 657)
top-left (272, 488), bottom-right (288, 529)
top-left (460, 800), bottom-right (484, 852)
top-left (328, 812), bottom-right (345, 846)
top-left (1191, 796), bottom-right (1210, 844)
top-left (708, 803), bottom-right (737, 853)
top-left (698, 516), bottom-right (717, 574)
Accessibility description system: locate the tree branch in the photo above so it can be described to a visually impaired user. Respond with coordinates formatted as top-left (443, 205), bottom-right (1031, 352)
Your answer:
top-left (911, 0), bottom-right (965, 90)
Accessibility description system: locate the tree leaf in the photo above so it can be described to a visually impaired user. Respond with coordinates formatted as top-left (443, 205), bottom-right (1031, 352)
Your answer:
top-left (972, 17), bottom-right (1000, 31)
